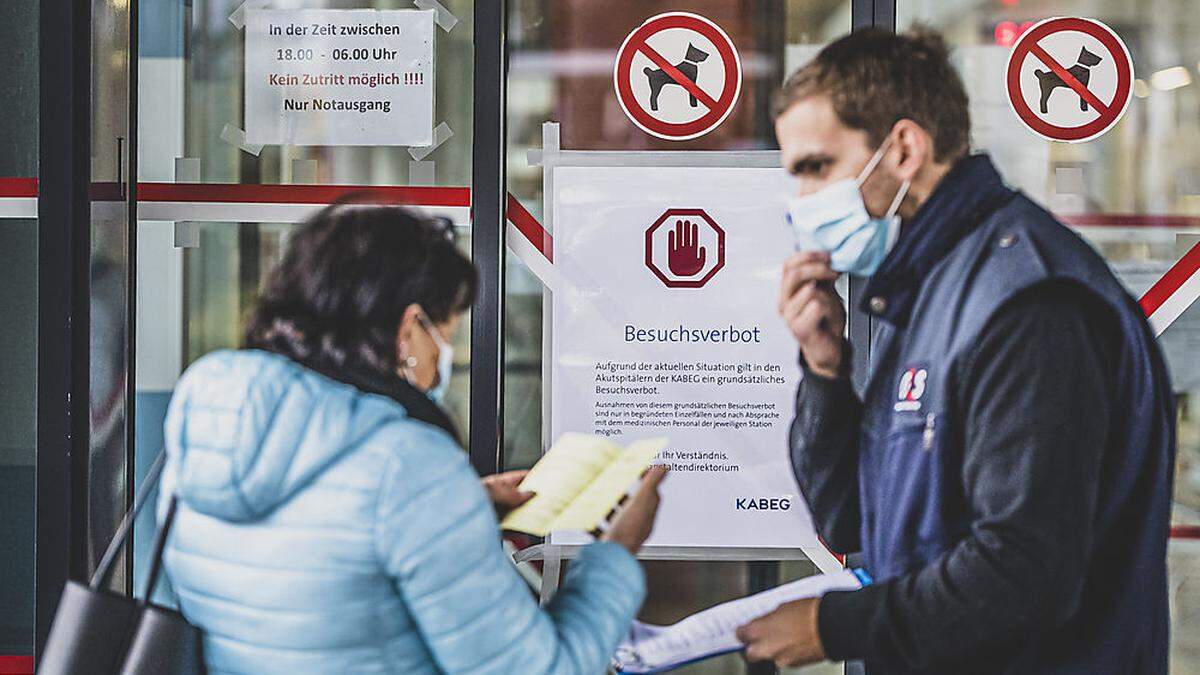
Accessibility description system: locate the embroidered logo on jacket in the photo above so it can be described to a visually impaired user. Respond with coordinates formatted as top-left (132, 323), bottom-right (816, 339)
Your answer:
top-left (895, 367), bottom-right (928, 412)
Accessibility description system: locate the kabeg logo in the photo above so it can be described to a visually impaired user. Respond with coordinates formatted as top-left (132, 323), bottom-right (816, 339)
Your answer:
top-left (735, 497), bottom-right (792, 511)
top-left (645, 208), bottom-right (726, 288)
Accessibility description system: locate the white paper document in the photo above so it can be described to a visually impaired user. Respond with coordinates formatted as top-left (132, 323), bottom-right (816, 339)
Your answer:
top-left (613, 569), bottom-right (869, 674)
top-left (551, 166), bottom-right (820, 549)
top-left (244, 9), bottom-right (436, 146)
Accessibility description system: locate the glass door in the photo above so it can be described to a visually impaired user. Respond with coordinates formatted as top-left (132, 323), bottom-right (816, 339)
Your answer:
top-left (131, 0), bottom-right (479, 588)
top-left (897, 2), bottom-right (1199, 669)
top-left (90, 0), bottom-right (135, 589)
top-left (502, 3), bottom-right (855, 674)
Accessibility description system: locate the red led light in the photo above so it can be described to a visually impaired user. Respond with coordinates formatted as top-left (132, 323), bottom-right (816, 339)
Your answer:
top-left (994, 20), bottom-right (1035, 47)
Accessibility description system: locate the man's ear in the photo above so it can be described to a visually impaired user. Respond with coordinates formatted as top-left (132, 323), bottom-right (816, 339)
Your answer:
top-left (891, 119), bottom-right (932, 182)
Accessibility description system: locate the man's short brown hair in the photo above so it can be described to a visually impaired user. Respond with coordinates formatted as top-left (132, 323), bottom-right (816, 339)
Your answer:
top-left (774, 27), bottom-right (970, 163)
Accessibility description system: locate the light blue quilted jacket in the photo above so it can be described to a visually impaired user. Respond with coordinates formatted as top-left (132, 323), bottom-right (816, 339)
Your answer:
top-left (157, 350), bottom-right (645, 674)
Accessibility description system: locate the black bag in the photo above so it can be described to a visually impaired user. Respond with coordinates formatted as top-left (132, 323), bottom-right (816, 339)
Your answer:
top-left (39, 452), bottom-right (205, 674)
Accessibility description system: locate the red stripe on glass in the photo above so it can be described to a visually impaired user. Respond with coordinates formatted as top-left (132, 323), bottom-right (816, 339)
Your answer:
top-left (506, 193), bottom-right (553, 263)
top-left (1140, 240), bottom-right (1200, 317)
top-left (0, 656), bottom-right (33, 675)
top-left (0, 178), bottom-right (471, 208)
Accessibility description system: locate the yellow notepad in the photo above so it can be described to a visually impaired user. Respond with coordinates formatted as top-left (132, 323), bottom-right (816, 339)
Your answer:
top-left (500, 433), bottom-right (667, 537)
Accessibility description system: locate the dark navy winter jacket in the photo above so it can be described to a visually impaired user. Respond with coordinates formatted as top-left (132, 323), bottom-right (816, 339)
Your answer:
top-left (790, 155), bottom-right (1175, 674)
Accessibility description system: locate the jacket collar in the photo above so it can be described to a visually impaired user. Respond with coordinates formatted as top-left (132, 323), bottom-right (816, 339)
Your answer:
top-left (291, 356), bottom-right (462, 445)
top-left (860, 154), bottom-right (1015, 327)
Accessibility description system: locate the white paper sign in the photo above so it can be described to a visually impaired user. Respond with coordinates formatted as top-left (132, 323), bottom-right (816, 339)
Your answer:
top-left (551, 166), bottom-right (819, 548)
top-left (245, 9), bottom-right (435, 146)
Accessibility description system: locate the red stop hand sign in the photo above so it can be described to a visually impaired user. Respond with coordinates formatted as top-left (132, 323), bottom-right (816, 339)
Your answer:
top-left (645, 208), bottom-right (725, 288)
top-left (667, 219), bottom-right (708, 277)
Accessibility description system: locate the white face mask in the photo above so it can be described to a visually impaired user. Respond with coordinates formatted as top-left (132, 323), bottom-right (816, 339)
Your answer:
top-left (786, 136), bottom-right (911, 276)
top-left (416, 309), bottom-right (454, 405)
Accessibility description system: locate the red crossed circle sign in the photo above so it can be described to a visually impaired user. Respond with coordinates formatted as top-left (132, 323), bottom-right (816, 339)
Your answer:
top-left (614, 12), bottom-right (741, 141)
top-left (1006, 17), bottom-right (1133, 142)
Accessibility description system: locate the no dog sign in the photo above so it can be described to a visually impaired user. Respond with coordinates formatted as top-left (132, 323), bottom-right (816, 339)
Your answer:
top-left (613, 12), bottom-right (742, 141)
top-left (1006, 17), bottom-right (1133, 143)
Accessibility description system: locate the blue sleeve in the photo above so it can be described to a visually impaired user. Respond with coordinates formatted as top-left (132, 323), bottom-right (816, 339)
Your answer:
top-left (374, 424), bottom-right (647, 674)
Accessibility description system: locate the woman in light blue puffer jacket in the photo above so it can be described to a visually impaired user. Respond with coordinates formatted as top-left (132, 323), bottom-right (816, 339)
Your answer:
top-left (158, 204), bottom-right (666, 674)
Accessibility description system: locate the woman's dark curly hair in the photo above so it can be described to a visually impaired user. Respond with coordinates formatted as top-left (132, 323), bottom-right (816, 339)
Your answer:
top-left (244, 201), bottom-right (477, 375)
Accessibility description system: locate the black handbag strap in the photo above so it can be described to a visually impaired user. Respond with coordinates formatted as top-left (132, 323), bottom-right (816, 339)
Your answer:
top-left (89, 450), bottom-right (169, 592)
top-left (139, 495), bottom-right (179, 606)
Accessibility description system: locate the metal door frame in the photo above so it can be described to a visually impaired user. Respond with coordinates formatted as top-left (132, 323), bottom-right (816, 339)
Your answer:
top-left (34, 0), bottom-right (896, 663)
top-left (36, 0), bottom-right (95, 658)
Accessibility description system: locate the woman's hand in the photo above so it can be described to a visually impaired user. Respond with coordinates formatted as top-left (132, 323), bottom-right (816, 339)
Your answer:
top-left (482, 470), bottom-right (535, 515)
top-left (602, 466), bottom-right (670, 554)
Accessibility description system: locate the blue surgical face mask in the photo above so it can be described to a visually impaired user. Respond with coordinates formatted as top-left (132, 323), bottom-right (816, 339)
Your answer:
top-left (416, 309), bottom-right (454, 405)
top-left (786, 137), bottom-right (911, 276)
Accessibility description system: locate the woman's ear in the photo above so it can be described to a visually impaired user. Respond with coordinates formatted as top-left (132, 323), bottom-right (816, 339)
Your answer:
top-left (395, 303), bottom-right (423, 363)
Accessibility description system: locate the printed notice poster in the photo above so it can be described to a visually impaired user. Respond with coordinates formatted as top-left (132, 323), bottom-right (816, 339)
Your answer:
top-left (245, 9), bottom-right (434, 146)
top-left (550, 166), bottom-right (820, 548)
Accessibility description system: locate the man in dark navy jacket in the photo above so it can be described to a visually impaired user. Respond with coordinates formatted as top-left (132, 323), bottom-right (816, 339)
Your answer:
top-left (736, 28), bottom-right (1175, 674)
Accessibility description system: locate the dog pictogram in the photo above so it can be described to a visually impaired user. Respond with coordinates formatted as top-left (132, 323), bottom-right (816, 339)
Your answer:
top-left (1005, 17), bottom-right (1132, 143)
top-left (644, 43), bottom-right (710, 112)
top-left (1035, 46), bottom-right (1103, 113)
top-left (613, 12), bottom-right (742, 141)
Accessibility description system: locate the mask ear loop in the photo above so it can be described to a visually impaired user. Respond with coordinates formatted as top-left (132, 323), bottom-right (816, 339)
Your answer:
top-left (415, 306), bottom-right (454, 392)
top-left (416, 307), bottom-right (451, 352)
top-left (883, 178), bottom-right (912, 250)
top-left (855, 134), bottom-right (895, 186)
top-left (399, 306), bottom-right (448, 384)
top-left (885, 179), bottom-right (911, 220)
